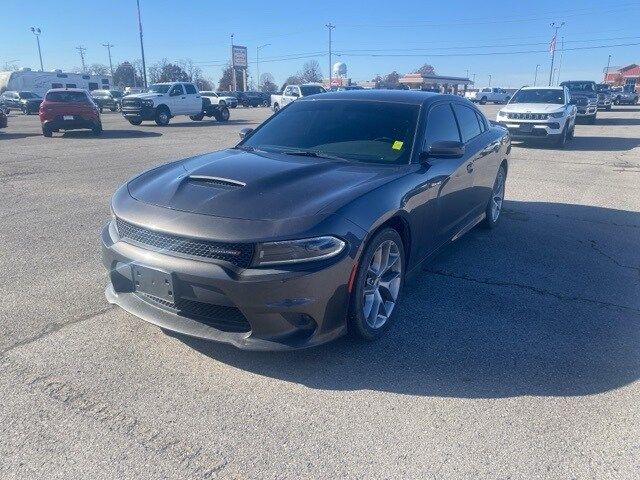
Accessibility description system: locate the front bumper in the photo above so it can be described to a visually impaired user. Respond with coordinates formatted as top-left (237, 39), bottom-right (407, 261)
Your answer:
top-left (121, 105), bottom-right (156, 121)
top-left (576, 105), bottom-right (597, 117)
top-left (101, 221), bottom-right (354, 350)
top-left (497, 119), bottom-right (564, 140)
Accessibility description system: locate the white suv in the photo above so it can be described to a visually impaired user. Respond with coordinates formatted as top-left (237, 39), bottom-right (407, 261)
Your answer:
top-left (496, 86), bottom-right (577, 148)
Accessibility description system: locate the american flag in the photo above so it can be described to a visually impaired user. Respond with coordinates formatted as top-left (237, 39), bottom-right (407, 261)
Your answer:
top-left (549, 35), bottom-right (557, 54)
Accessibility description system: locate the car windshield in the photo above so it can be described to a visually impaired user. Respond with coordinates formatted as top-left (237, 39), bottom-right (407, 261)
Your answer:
top-left (92, 91), bottom-right (111, 97)
top-left (147, 84), bottom-right (172, 93)
top-left (300, 85), bottom-right (326, 96)
top-left (19, 92), bottom-right (40, 99)
top-left (241, 99), bottom-right (419, 164)
top-left (510, 89), bottom-right (564, 104)
top-left (110, 91), bottom-right (123, 98)
top-left (562, 82), bottom-right (595, 92)
top-left (45, 91), bottom-right (89, 103)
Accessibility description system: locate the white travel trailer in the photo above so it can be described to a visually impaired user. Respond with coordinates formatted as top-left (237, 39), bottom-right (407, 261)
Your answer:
top-left (0, 69), bottom-right (112, 96)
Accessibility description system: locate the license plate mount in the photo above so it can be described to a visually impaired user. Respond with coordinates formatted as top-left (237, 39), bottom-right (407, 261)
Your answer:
top-left (63, 115), bottom-right (74, 121)
top-left (133, 264), bottom-right (175, 303)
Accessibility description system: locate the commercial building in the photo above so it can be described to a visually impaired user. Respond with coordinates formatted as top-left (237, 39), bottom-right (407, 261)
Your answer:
top-left (603, 64), bottom-right (639, 90)
top-left (398, 73), bottom-right (473, 94)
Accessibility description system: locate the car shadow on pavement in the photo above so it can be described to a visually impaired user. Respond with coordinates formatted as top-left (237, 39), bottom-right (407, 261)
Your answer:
top-left (593, 118), bottom-right (640, 126)
top-left (150, 120), bottom-right (256, 128)
top-left (173, 200), bottom-right (640, 399)
top-left (61, 130), bottom-right (163, 139)
top-left (0, 132), bottom-right (43, 140)
top-left (565, 136), bottom-right (640, 151)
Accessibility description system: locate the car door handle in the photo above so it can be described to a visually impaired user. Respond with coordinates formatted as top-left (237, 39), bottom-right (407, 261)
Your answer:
top-left (466, 162), bottom-right (474, 173)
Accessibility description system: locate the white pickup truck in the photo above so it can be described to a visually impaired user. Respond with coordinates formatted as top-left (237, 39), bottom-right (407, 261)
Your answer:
top-left (466, 87), bottom-right (511, 104)
top-left (121, 82), bottom-right (230, 126)
top-left (271, 84), bottom-right (326, 112)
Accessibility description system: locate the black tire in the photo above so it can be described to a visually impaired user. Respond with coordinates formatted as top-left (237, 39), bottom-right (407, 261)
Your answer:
top-left (154, 107), bottom-right (171, 126)
top-left (568, 123), bottom-right (575, 140)
top-left (479, 96), bottom-right (487, 105)
top-left (273, 103), bottom-right (280, 112)
top-left (348, 228), bottom-right (405, 341)
top-left (42, 126), bottom-right (52, 137)
top-left (262, 100), bottom-right (269, 107)
top-left (553, 123), bottom-right (569, 148)
top-left (606, 105), bottom-right (611, 111)
top-left (128, 118), bottom-right (142, 126)
top-left (214, 106), bottom-right (230, 122)
top-left (92, 122), bottom-right (103, 135)
top-left (190, 113), bottom-right (205, 121)
top-left (21, 105), bottom-right (27, 114)
top-left (614, 97), bottom-right (621, 105)
top-left (588, 113), bottom-right (596, 125)
top-left (110, 107), bottom-right (116, 112)
top-left (99, 106), bottom-right (103, 113)
top-left (480, 164), bottom-right (507, 229)
top-left (219, 100), bottom-right (226, 107)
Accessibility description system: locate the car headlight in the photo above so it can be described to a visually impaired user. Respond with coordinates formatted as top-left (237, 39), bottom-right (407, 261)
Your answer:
top-left (498, 110), bottom-right (507, 117)
top-left (141, 99), bottom-right (154, 107)
top-left (550, 111), bottom-right (565, 118)
top-left (254, 236), bottom-right (346, 266)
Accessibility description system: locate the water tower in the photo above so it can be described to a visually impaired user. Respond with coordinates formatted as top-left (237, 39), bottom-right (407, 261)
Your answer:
top-left (332, 62), bottom-right (347, 86)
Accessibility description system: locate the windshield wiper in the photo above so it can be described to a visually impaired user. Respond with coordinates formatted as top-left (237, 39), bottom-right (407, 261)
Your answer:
top-left (280, 150), bottom-right (347, 161)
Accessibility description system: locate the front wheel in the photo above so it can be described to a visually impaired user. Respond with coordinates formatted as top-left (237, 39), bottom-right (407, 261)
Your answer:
top-left (154, 107), bottom-right (171, 126)
top-left (349, 228), bottom-right (405, 341)
top-left (214, 106), bottom-right (230, 122)
top-left (479, 96), bottom-right (487, 105)
top-left (21, 105), bottom-right (28, 114)
top-left (480, 164), bottom-right (506, 229)
top-left (92, 122), bottom-right (103, 136)
top-left (273, 103), bottom-right (280, 112)
top-left (190, 113), bottom-right (204, 121)
top-left (128, 118), bottom-right (142, 126)
top-left (42, 125), bottom-right (52, 137)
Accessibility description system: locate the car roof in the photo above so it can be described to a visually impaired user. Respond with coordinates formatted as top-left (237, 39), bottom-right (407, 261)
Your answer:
top-left (299, 89), bottom-right (451, 106)
top-left (520, 86), bottom-right (564, 91)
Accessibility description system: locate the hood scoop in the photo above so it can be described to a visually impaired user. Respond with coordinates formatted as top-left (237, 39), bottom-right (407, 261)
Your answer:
top-left (186, 175), bottom-right (246, 189)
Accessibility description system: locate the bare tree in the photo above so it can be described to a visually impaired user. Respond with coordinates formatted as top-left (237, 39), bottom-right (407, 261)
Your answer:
top-left (299, 60), bottom-right (323, 83)
top-left (415, 64), bottom-right (436, 76)
top-left (89, 63), bottom-right (110, 76)
top-left (259, 73), bottom-right (278, 93)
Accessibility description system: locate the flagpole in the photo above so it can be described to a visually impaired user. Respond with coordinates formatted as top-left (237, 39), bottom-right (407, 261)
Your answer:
top-left (548, 21), bottom-right (564, 86)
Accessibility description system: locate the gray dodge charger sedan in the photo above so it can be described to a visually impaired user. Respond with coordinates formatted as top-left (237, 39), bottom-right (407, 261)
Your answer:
top-left (101, 90), bottom-right (510, 350)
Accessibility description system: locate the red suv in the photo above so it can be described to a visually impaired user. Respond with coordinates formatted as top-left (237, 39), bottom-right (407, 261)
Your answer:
top-left (39, 88), bottom-right (102, 137)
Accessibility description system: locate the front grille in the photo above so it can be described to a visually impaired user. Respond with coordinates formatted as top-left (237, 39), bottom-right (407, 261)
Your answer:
top-left (507, 112), bottom-right (549, 120)
top-left (116, 218), bottom-right (254, 268)
top-left (140, 293), bottom-right (251, 332)
top-left (121, 98), bottom-right (141, 108)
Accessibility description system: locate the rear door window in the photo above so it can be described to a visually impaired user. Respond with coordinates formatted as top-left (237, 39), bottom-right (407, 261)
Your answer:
top-left (184, 84), bottom-right (197, 94)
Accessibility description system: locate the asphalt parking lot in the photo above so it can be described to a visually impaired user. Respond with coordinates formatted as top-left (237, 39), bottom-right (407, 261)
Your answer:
top-left (1, 104), bottom-right (639, 479)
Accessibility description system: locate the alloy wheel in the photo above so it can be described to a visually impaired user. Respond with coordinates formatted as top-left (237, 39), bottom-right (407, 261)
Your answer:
top-left (491, 168), bottom-right (506, 222)
top-left (362, 240), bottom-right (402, 329)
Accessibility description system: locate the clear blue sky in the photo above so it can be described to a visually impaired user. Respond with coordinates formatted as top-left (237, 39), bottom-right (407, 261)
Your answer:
top-left (1, 0), bottom-right (639, 88)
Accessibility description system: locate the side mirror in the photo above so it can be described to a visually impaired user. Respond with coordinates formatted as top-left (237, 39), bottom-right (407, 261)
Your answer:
top-left (421, 141), bottom-right (465, 162)
top-left (238, 128), bottom-right (254, 140)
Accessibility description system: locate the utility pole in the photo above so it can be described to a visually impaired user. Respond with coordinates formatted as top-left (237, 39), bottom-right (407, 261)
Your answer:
top-left (534, 64), bottom-right (540, 86)
top-left (326, 23), bottom-right (335, 88)
top-left (231, 33), bottom-right (236, 92)
top-left (604, 54), bottom-right (612, 82)
top-left (30, 27), bottom-right (44, 71)
top-left (555, 36), bottom-right (564, 85)
top-left (488, 74), bottom-right (492, 87)
top-left (102, 43), bottom-right (114, 77)
top-left (548, 21), bottom-right (564, 86)
top-left (76, 46), bottom-right (87, 73)
top-left (136, 0), bottom-right (147, 88)
top-left (256, 43), bottom-right (270, 90)
top-left (472, 73), bottom-right (476, 85)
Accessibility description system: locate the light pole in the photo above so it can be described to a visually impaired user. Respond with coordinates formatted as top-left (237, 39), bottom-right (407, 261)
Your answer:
top-left (30, 27), bottom-right (44, 71)
top-left (230, 33), bottom-right (236, 91)
top-left (534, 64), bottom-right (540, 86)
top-left (604, 54), bottom-right (612, 83)
top-left (548, 21), bottom-right (564, 86)
top-left (102, 43), bottom-right (114, 77)
top-left (326, 23), bottom-right (335, 88)
top-left (488, 74), bottom-right (492, 87)
top-left (256, 43), bottom-right (270, 90)
top-left (136, 0), bottom-right (147, 88)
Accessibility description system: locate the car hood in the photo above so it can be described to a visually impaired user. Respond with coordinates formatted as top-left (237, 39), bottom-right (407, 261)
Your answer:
top-left (126, 92), bottom-right (164, 100)
top-left (501, 103), bottom-right (565, 113)
top-left (566, 91), bottom-right (596, 99)
top-left (127, 149), bottom-right (408, 220)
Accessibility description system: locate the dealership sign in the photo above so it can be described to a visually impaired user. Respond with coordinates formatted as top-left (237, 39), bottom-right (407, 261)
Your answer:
top-left (232, 46), bottom-right (248, 68)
